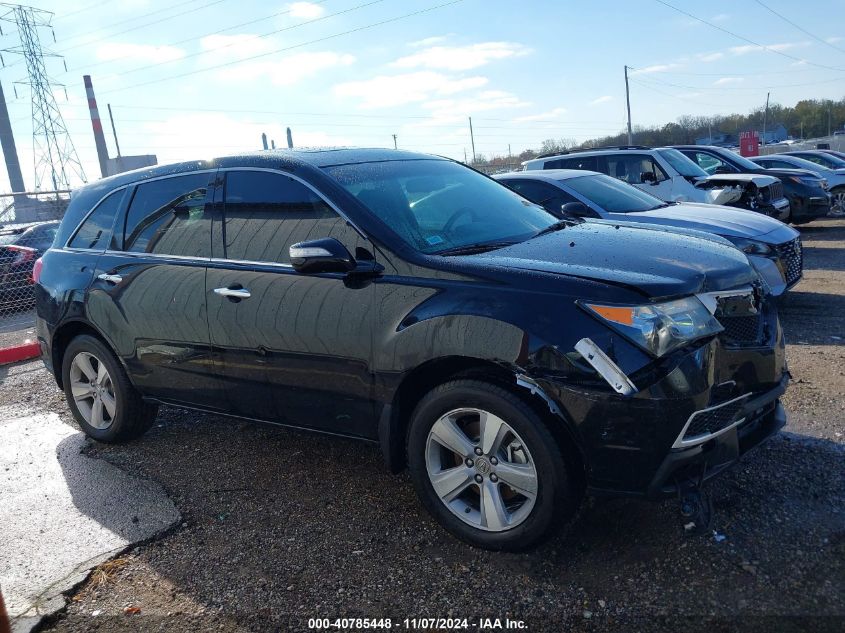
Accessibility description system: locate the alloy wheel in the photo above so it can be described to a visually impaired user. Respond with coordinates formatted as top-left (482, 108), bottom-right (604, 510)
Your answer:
top-left (833, 190), bottom-right (845, 214)
top-left (69, 352), bottom-right (116, 430)
top-left (425, 408), bottom-right (538, 532)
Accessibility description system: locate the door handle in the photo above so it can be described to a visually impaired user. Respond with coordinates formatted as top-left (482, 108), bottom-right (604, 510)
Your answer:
top-left (97, 273), bottom-right (122, 284)
top-left (213, 286), bottom-right (251, 299)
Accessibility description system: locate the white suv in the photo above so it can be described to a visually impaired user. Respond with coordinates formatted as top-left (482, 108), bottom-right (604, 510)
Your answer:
top-left (522, 146), bottom-right (789, 220)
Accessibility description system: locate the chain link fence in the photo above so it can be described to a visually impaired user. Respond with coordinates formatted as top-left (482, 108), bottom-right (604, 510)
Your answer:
top-left (760, 135), bottom-right (845, 155)
top-left (0, 191), bottom-right (69, 352)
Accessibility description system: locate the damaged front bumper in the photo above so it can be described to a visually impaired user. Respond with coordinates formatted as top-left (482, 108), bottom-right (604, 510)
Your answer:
top-left (530, 295), bottom-right (788, 499)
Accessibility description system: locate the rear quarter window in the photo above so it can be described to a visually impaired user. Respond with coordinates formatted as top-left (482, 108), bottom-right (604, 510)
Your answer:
top-left (68, 190), bottom-right (125, 250)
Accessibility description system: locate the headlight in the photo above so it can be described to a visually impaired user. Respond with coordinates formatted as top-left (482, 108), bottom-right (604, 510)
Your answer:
top-left (581, 297), bottom-right (723, 357)
top-left (726, 236), bottom-right (773, 256)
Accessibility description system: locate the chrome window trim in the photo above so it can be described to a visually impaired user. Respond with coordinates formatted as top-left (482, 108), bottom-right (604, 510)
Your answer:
top-left (64, 184), bottom-right (130, 249)
top-left (220, 166), bottom-right (368, 240)
top-left (671, 393), bottom-right (752, 449)
top-left (103, 249), bottom-right (210, 263)
top-left (64, 165), bottom-right (368, 264)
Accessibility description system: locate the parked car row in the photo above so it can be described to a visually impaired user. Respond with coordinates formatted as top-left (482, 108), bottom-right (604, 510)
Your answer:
top-left (0, 220), bottom-right (59, 311)
top-left (35, 148), bottom-right (793, 550)
top-left (522, 146), bottom-right (791, 219)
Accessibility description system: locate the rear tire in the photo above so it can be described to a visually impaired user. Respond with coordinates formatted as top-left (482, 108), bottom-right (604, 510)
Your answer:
top-left (830, 187), bottom-right (845, 216)
top-left (407, 379), bottom-right (576, 551)
top-left (61, 334), bottom-right (157, 443)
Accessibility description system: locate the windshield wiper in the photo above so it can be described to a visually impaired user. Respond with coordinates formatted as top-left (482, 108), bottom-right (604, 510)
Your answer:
top-left (533, 219), bottom-right (575, 238)
top-left (437, 240), bottom-right (518, 256)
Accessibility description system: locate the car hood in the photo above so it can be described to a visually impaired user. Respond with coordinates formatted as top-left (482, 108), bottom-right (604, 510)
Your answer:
top-left (701, 173), bottom-right (780, 186)
top-left (749, 167), bottom-right (819, 179)
top-left (460, 221), bottom-right (756, 298)
top-left (611, 202), bottom-right (798, 241)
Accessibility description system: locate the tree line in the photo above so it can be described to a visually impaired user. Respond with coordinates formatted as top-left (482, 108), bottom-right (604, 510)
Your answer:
top-left (473, 96), bottom-right (845, 169)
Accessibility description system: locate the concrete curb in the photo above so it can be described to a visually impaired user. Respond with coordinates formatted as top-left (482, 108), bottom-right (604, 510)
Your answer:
top-left (0, 341), bottom-right (39, 365)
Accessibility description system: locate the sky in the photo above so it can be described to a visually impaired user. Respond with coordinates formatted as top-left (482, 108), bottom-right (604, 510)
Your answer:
top-left (1, 0), bottom-right (844, 192)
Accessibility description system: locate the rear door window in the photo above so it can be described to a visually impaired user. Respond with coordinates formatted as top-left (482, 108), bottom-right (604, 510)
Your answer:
top-left (546, 156), bottom-right (598, 171)
top-left (219, 170), bottom-right (362, 264)
top-left (68, 190), bottom-right (124, 250)
top-left (123, 173), bottom-right (212, 257)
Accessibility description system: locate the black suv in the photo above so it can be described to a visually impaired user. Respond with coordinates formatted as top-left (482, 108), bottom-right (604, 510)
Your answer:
top-left (672, 145), bottom-right (831, 224)
top-left (35, 149), bottom-right (788, 550)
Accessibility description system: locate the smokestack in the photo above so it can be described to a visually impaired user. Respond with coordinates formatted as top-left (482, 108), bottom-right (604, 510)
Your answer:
top-left (286, 127), bottom-right (293, 149)
top-left (84, 75), bottom-right (110, 178)
top-left (0, 81), bottom-right (26, 194)
top-left (261, 133), bottom-right (268, 150)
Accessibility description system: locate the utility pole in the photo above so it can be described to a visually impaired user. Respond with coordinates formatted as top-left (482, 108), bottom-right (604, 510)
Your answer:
top-left (0, 4), bottom-right (86, 190)
top-left (392, 134), bottom-right (397, 149)
top-left (468, 116), bottom-right (476, 163)
top-left (800, 120), bottom-right (804, 140)
top-left (463, 148), bottom-right (467, 163)
top-left (828, 105), bottom-right (832, 137)
top-left (107, 104), bottom-right (121, 158)
top-left (508, 143), bottom-right (511, 159)
top-left (624, 65), bottom-right (633, 145)
top-left (762, 92), bottom-right (770, 145)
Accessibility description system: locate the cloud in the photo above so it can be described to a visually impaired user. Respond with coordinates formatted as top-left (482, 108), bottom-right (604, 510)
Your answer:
top-left (589, 95), bottom-right (613, 105)
top-left (697, 51), bottom-right (724, 62)
top-left (287, 2), bottom-right (325, 19)
top-left (515, 107), bottom-right (568, 122)
top-left (391, 42), bottom-right (530, 71)
top-left (334, 71), bottom-right (488, 108)
top-left (629, 63), bottom-right (680, 75)
top-left (422, 90), bottom-right (530, 120)
top-left (827, 36), bottom-right (843, 44)
top-left (140, 114), bottom-right (355, 164)
top-left (198, 36), bottom-right (354, 84)
top-left (729, 41), bottom-right (809, 55)
top-left (409, 35), bottom-right (449, 48)
top-left (95, 42), bottom-right (185, 63)
top-left (713, 77), bottom-right (743, 86)
top-left (711, 13), bottom-right (729, 22)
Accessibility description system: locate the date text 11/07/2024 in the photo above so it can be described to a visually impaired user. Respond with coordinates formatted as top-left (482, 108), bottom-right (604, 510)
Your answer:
top-left (307, 618), bottom-right (528, 630)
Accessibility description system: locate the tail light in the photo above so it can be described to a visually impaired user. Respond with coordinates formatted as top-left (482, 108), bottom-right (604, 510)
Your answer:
top-left (31, 256), bottom-right (43, 284)
top-left (6, 244), bottom-right (36, 265)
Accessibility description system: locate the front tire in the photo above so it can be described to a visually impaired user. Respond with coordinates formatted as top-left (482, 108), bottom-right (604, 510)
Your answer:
top-left (61, 334), bottom-right (157, 443)
top-left (830, 187), bottom-right (845, 216)
top-left (407, 380), bottom-right (576, 550)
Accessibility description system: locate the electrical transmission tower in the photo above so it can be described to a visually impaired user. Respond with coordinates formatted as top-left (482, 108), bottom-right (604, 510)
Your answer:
top-left (0, 3), bottom-right (85, 191)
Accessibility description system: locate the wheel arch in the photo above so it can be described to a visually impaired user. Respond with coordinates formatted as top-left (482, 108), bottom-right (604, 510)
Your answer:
top-left (50, 319), bottom-right (127, 390)
top-left (378, 355), bottom-right (586, 492)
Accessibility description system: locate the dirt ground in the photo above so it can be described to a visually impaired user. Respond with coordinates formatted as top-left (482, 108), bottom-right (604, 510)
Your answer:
top-left (4, 219), bottom-right (843, 633)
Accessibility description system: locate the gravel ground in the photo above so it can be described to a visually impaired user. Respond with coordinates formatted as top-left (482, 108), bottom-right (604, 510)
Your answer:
top-left (3, 219), bottom-right (843, 633)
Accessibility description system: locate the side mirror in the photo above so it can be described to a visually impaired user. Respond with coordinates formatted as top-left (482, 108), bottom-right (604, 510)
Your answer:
top-left (289, 238), bottom-right (355, 274)
top-left (640, 171), bottom-right (657, 184)
top-left (713, 165), bottom-right (734, 174)
top-left (561, 201), bottom-right (591, 216)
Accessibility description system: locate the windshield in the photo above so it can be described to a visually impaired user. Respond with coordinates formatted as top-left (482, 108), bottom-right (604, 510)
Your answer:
top-left (0, 233), bottom-right (20, 246)
top-left (325, 159), bottom-right (557, 254)
top-left (563, 174), bottom-right (665, 212)
top-left (657, 148), bottom-right (708, 178)
top-left (776, 156), bottom-right (834, 174)
top-left (718, 150), bottom-right (761, 171)
top-left (800, 152), bottom-right (845, 168)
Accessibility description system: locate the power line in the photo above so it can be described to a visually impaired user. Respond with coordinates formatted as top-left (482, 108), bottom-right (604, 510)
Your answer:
top-left (753, 0), bottom-right (845, 56)
top-left (96, 0), bottom-right (467, 96)
top-left (652, 0), bottom-right (845, 73)
top-left (1, 0), bottom-right (216, 70)
top-left (633, 73), bottom-right (845, 92)
top-left (98, 0), bottom-right (386, 82)
top-left (60, 0), bottom-right (332, 76)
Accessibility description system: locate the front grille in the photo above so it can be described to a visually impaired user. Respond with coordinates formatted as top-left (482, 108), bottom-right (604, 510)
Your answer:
top-left (766, 181), bottom-right (784, 202)
top-left (682, 395), bottom-right (749, 443)
top-left (718, 314), bottom-right (764, 345)
top-left (776, 237), bottom-right (803, 286)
